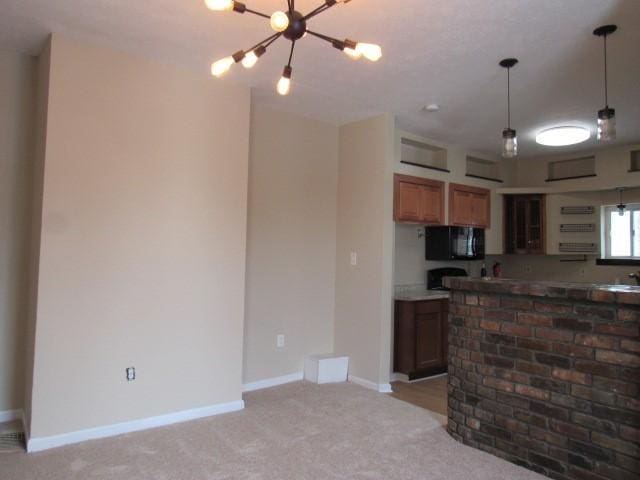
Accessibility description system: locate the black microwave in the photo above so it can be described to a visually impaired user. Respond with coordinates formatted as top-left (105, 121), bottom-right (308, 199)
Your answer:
top-left (425, 226), bottom-right (485, 260)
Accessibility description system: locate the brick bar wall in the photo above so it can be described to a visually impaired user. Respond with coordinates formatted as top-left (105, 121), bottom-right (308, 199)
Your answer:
top-left (446, 284), bottom-right (640, 480)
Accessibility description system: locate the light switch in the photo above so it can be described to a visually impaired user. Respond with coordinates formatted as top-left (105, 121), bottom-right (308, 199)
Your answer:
top-left (350, 252), bottom-right (358, 266)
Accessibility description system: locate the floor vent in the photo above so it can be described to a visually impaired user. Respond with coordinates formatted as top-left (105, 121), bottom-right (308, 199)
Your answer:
top-left (0, 432), bottom-right (25, 452)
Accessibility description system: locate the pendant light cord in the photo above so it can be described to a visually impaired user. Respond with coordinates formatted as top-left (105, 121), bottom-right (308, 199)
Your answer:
top-left (287, 40), bottom-right (296, 67)
top-left (603, 34), bottom-right (609, 107)
top-left (507, 67), bottom-right (511, 129)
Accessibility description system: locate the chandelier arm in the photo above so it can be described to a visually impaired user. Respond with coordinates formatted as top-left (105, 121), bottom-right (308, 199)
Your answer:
top-left (306, 30), bottom-right (341, 44)
top-left (304, 3), bottom-right (334, 21)
top-left (243, 7), bottom-right (271, 19)
top-left (287, 40), bottom-right (296, 67)
top-left (245, 32), bottom-right (282, 53)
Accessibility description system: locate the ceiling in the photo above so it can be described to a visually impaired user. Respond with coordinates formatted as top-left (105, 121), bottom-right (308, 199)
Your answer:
top-left (1, 0), bottom-right (639, 158)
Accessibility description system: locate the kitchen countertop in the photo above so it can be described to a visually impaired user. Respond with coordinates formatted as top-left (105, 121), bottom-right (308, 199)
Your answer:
top-left (394, 289), bottom-right (450, 302)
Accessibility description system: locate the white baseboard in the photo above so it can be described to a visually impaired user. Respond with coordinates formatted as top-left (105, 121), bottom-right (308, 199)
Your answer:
top-left (348, 375), bottom-right (392, 393)
top-left (391, 372), bottom-right (448, 384)
top-left (0, 408), bottom-right (22, 423)
top-left (242, 371), bottom-right (304, 392)
top-left (27, 400), bottom-right (244, 453)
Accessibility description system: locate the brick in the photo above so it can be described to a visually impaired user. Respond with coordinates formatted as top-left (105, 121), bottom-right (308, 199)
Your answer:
top-left (574, 305), bottom-right (616, 321)
top-left (530, 401), bottom-right (569, 421)
top-left (575, 360), bottom-right (618, 378)
top-left (536, 328), bottom-right (575, 342)
top-left (614, 453), bottom-right (640, 474)
top-left (466, 294), bottom-right (479, 305)
top-left (480, 342), bottom-right (498, 355)
top-left (552, 343), bottom-right (594, 359)
top-left (593, 376), bottom-right (638, 397)
top-left (553, 317), bottom-right (593, 332)
top-left (552, 368), bottom-right (591, 385)
top-left (590, 290), bottom-right (617, 303)
top-left (501, 297), bottom-right (533, 310)
top-left (483, 377), bottom-right (514, 392)
top-left (515, 410), bottom-right (549, 429)
top-left (567, 466), bottom-right (604, 480)
top-left (619, 425), bottom-right (640, 443)
top-left (534, 301), bottom-right (573, 314)
top-left (616, 292), bottom-right (640, 305)
top-left (551, 393), bottom-right (591, 412)
top-left (574, 333), bottom-right (617, 349)
top-left (479, 319), bottom-right (501, 331)
top-left (531, 377), bottom-right (569, 394)
top-left (620, 339), bottom-right (640, 353)
top-left (528, 452), bottom-right (566, 473)
top-left (516, 360), bottom-right (551, 377)
top-left (468, 306), bottom-right (485, 318)
top-left (530, 426), bottom-right (567, 448)
top-left (571, 384), bottom-right (615, 406)
top-left (594, 323), bottom-right (639, 337)
top-left (496, 392), bottom-right (530, 410)
top-left (596, 349), bottom-right (640, 368)
top-left (485, 333), bottom-right (516, 345)
top-left (572, 412), bottom-right (617, 435)
top-left (495, 414), bottom-right (529, 434)
top-left (517, 337), bottom-right (551, 351)
top-left (618, 308), bottom-right (640, 323)
top-left (495, 368), bottom-right (529, 384)
top-left (514, 433), bottom-right (549, 454)
top-left (501, 323), bottom-right (532, 337)
top-left (479, 399), bottom-right (513, 416)
top-left (466, 417), bottom-right (480, 430)
top-left (549, 419), bottom-right (589, 441)
top-left (498, 345), bottom-right (532, 361)
top-left (471, 430), bottom-right (495, 446)
top-left (592, 404), bottom-right (640, 427)
top-left (617, 395), bottom-right (640, 412)
top-left (594, 463), bottom-right (639, 480)
top-left (474, 408), bottom-right (494, 422)
top-left (568, 439), bottom-right (612, 462)
top-left (484, 355), bottom-right (515, 369)
top-left (568, 453), bottom-right (593, 471)
top-left (479, 295), bottom-right (500, 307)
top-left (476, 385), bottom-right (497, 400)
top-left (535, 352), bottom-right (572, 369)
top-left (517, 312), bottom-right (552, 326)
top-left (485, 309), bottom-right (516, 322)
top-left (515, 384), bottom-right (550, 400)
top-left (480, 423), bottom-right (512, 440)
top-left (591, 432), bottom-right (639, 457)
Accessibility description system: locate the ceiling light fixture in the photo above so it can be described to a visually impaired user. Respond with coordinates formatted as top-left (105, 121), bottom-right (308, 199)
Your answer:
top-left (535, 126), bottom-right (590, 147)
top-left (616, 187), bottom-right (626, 216)
top-left (593, 24), bottom-right (618, 141)
top-left (205, 0), bottom-right (382, 96)
top-left (499, 58), bottom-right (518, 158)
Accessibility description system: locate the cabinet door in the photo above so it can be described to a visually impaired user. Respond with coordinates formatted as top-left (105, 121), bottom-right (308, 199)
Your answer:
top-left (449, 183), bottom-right (491, 228)
top-left (527, 197), bottom-right (545, 253)
top-left (415, 312), bottom-right (443, 370)
top-left (396, 181), bottom-right (423, 222)
top-left (504, 195), bottom-right (546, 254)
top-left (421, 184), bottom-right (444, 224)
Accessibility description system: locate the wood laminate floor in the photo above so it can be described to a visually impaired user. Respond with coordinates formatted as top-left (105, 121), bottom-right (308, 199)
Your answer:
top-left (390, 375), bottom-right (448, 416)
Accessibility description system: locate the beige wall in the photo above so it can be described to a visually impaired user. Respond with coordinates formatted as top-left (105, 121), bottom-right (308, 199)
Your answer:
top-left (334, 114), bottom-right (394, 387)
top-left (243, 105), bottom-right (338, 384)
top-left (28, 35), bottom-right (250, 438)
top-left (0, 50), bottom-right (36, 413)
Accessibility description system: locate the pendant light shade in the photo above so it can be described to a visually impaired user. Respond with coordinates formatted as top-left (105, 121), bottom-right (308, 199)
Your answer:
top-left (616, 187), bottom-right (626, 216)
top-left (593, 25), bottom-right (617, 141)
top-left (499, 58), bottom-right (518, 158)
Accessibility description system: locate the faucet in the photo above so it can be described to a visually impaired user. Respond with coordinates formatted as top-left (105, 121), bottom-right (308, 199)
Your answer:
top-left (630, 272), bottom-right (640, 286)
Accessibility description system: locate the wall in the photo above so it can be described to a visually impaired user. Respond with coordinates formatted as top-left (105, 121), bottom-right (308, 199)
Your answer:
top-left (334, 114), bottom-right (395, 389)
top-left (0, 50), bottom-right (35, 414)
top-left (243, 105), bottom-right (338, 384)
top-left (27, 35), bottom-right (250, 439)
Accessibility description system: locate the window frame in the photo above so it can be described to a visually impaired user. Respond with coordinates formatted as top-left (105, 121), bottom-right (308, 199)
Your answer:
top-left (603, 203), bottom-right (640, 259)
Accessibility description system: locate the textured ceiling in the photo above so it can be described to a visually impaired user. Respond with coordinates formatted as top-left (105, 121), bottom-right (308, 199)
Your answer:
top-left (1, 0), bottom-right (639, 157)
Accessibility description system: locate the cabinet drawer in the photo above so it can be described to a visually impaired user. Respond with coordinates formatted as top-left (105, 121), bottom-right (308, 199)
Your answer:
top-left (415, 300), bottom-right (444, 315)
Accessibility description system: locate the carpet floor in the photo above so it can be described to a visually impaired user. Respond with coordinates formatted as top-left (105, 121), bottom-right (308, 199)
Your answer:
top-left (0, 381), bottom-right (546, 479)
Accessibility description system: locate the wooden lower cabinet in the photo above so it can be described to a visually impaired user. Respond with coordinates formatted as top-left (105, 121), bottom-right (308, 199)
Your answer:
top-left (394, 299), bottom-right (449, 380)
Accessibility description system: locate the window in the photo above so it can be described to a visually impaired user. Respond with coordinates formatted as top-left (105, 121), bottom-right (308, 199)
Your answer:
top-left (603, 204), bottom-right (640, 259)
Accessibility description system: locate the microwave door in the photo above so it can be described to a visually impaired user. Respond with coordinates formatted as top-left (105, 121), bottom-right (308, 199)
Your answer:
top-left (453, 228), bottom-right (473, 258)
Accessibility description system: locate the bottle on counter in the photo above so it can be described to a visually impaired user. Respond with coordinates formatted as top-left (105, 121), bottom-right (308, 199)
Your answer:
top-left (493, 262), bottom-right (502, 278)
top-left (480, 263), bottom-right (487, 278)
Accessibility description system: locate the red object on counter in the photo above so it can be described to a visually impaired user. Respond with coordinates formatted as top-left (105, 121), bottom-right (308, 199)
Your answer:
top-left (493, 262), bottom-right (502, 278)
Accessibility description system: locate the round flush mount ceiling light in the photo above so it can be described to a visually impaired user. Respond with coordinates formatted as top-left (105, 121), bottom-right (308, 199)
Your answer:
top-left (535, 126), bottom-right (591, 146)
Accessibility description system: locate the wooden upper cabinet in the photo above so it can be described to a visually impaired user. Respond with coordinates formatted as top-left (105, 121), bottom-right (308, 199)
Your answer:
top-left (394, 174), bottom-right (445, 224)
top-left (449, 183), bottom-right (491, 228)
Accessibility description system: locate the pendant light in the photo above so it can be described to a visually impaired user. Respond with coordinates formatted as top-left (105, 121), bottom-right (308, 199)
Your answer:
top-left (593, 25), bottom-right (618, 141)
top-left (499, 58), bottom-right (518, 158)
top-left (616, 187), bottom-right (626, 216)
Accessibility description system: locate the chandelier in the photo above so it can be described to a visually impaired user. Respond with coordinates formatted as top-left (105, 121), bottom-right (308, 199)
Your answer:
top-left (205, 0), bottom-right (382, 95)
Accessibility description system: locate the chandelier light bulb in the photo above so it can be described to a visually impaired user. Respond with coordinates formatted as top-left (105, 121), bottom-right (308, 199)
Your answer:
top-left (242, 51), bottom-right (259, 68)
top-left (204, 0), bottom-right (234, 11)
top-left (277, 66), bottom-right (292, 95)
top-left (356, 43), bottom-right (382, 62)
top-left (211, 56), bottom-right (234, 77)
top-left (343, 47), bottom-right (361, 60)
top-left (270, 11), bottom-right (289, 32)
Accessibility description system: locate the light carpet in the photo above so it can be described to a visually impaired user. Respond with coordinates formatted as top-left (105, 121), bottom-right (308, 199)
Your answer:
top-left (0, 381), bottom-right (546, 479)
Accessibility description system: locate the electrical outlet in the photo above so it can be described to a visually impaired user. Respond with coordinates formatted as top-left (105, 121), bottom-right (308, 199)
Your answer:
top-left (525, 266), bottom-right (532, 274)
top-left (350, 252), bottom-right (357, 266)
top-left (126, 367), bottom-right (136, 381)
top-left (579, 268), bottom-right (586, 277)
top-left (276, 334), bottom-right (285, 348)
